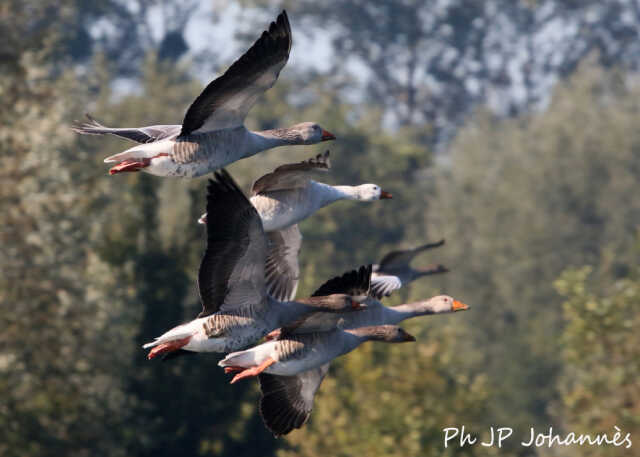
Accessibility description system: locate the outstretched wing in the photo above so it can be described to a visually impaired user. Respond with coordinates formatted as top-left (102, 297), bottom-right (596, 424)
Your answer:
top-left (377, 239), bottom-right (446, 271)
top-left (251, 150), bottom-right (331, 195)
top-left (369, 273), bottom-right (403, 299)
top-left (197, 170), bottom-right (267, 317)
top-left (312, 264), bottom-right (372, 299)
top-left (265, 224), bottom-right (302, 301)
top-left (258, 363), bottom-right (330, 436)
top-left (180, 11), bottom-right (292, 135)
top-left (273, 265), bottom-right (373, 336)
top-left (71, 114), bottom-right (180, 143)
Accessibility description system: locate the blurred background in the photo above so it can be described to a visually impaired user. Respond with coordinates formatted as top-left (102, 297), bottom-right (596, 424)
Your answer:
top-left (2, 0), bottom-right (640, 456)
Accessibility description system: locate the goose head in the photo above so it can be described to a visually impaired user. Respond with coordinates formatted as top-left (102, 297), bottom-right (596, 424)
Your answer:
top-left (353, 184), bottom-right (393, 201)
top-left (412, 295), bottom-right (469, 314)
top-left (289, 122), bottom-right (336, 144)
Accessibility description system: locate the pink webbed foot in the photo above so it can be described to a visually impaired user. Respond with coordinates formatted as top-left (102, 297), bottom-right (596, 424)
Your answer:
top-left (147, 336), bottom-right (192, 360)
top-left (109, 158), bottom-right (151, 175)
top-left (264, 329), bottom-right (281, 341)
top-left (229, 357), bottom-right (276, 384)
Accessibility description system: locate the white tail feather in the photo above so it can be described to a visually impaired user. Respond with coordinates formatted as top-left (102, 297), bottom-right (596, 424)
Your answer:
top-left (142, 331), bottom-right (193, 349)
top-left (218, 349), bottom-right (255, 368)
top-left (104, 139), bottom-right (173, 163)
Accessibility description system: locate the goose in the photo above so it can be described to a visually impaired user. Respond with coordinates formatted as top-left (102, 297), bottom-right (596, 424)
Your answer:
top-left (72, 11), bottom-right (335, 178)
top-left (252, 266), bottom-right (468, 436)
top-left (370, 239), bottom-right (448, 298)
top-left (142, 169), bottom-right (362, 360)
top-left (198, 150), bottom-right (392, 301)
top-left (267, 264), bottom-right (469, 338)
top-left (219, 325), bottom-right (415, 435)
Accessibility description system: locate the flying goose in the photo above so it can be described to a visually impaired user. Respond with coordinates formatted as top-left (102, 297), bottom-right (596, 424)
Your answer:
top-left (370, 239), bottom-right (448, 298)
top-left (218, 325), bottom-right (415, 435)
top-left (198, 150), bottom-right (392, 301)
top-left (267, 264), bottom-right (468, 338)
top-left (252, 266), bottom-right (468, 435)
top-left (72, 11), bottom-right (335, 177)
top-left (142, 170), bottom-right (362, 360)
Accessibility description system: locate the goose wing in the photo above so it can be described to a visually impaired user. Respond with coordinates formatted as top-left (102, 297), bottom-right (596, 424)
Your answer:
top-left (377, 239), bottom-right (446, 271)
top-left (312, 264), bottom-right (372, 299)
top-left (369, 273), bottom-right (403, 299)
top-left (265, 224), bottom-right (302, 301)
top-left (251, 150), bottom-right (330, 195)
top-left (71, 114), bottom-right (180, 143)
top-left (180, 11), bottom-right (292, 135)
top-left (258, 363), bottom-right (330, 436)
top-left (276, 265), bottom-right (374, 336)
top-left (197, 170), bottom-right (267, 317)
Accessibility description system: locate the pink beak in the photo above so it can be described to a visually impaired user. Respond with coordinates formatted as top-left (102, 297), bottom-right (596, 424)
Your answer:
top-left (321, 129), bottom-right (336, 141)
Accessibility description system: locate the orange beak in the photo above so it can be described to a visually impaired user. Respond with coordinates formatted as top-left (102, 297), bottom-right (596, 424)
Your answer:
top-left (452, 300), bottom-right (469, 311)
top-left (321, 129), bottom-right (336, 141)
top-left (350, 298), bottom-right (363, 309)
top-left (380, 190), bottom-right (393, 199)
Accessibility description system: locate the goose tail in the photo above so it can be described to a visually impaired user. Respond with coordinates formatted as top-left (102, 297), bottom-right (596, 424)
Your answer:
top-left (103, 140), bottom-right (172, 163)
top-left (218, 349), bottom-right (257, 368)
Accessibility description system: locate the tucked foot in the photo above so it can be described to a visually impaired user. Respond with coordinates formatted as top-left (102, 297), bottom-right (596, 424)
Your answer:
top-left (229, 357), bottom-right (276, 384)
top-left (147, 336), bottom-right (192, 360)
top-left (264, 329), bottom-right (281, 341)
top-left (109, 158), bottom-right (151, 175)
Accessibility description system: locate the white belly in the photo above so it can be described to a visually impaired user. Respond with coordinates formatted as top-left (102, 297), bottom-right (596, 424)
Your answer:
top-left (266, 347), bottom-right (336, 376)
top-left (252, 191), bottom-right (316, 232)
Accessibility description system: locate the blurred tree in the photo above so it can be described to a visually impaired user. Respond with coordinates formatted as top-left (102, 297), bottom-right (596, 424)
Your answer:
top-left (0, 2), bottom-right (136, 456)
top-left (427, 60), bottom-right (640, 450)
top-left (554, 262), bottom-right (640, 456)
top-left (243, 0), bottom-right (640, 145)
top-left (62, 0), bottom-right (207, 77)
top-left (6, 1), bottom-right (640, 456)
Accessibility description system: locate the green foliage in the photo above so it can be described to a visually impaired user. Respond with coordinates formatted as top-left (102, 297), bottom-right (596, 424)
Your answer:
top-left (554, 264), bottom-right (640, 456)
top-left (4, 2), bottom-right (640, 456)
top-left (427, 60), bottom-right (640, 443)
top-left (0, 3), bottom-right (134, 456)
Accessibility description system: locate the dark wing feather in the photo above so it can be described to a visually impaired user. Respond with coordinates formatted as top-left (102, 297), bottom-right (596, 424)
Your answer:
top-left (180, 11), bottom-right (292, 135)
top-left (251, 150), bottom-right (331, 195)
top-left (258, 364), bottom-right (330, 436)
top-left (311, 265), bottom-right (372, 298)
top-left (277, 265), bottom-right (372, 336)
top-left (197, 170), bottom-right (267, 317)
top-left (377, 239), bottom-right (446, 271)
top-left (71, 113), bottom-right (180, 143)
top-left (265, 224), bottom-right (302, 301)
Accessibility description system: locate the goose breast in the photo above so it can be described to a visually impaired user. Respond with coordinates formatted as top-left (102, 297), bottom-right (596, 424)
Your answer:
top-left (251, 187), bottom-right (318, 232)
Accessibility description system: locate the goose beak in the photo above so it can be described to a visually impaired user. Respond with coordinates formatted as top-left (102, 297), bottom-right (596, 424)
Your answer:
top-left (198, 213), bottom-right (208, 225)
top-left (321, 129), bottom-right (336, 141)
top-left (350, 298), bottom-right (364, 309)
top-left (404, 332), bottom-right (416, 342)
top-left (380, 190), bottom-right (393, 199)
top-left (452, 300), bottom-right (469, 311)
